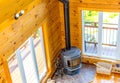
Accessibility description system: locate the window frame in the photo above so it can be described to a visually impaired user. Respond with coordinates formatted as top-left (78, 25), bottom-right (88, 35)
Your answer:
top-left (8, 26), bottom-right (47, 83)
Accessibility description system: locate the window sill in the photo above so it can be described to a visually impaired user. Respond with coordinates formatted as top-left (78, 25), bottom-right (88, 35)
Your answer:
top-left (82, 54), bottom-right (120, 64)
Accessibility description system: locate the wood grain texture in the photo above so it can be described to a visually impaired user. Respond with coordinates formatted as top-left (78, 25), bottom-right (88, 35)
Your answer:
top-left (70, 0), bottom-right (120, 4)
top-left (70, 0), bottom-right (120, 12)
top-left (59, 2), bottom-right (82, 50)
top-left (1, 0), bottom-right (120, 82)
top-left (60, 0), bottom-right (120, 65)
top-left (0, 0), bottom-right (44, 32)
top-left (0, 0), bottom-right (43, 24)
top-left (82, 55), bottom-right (120, 65)
top-left (0, 0), bottom-right (61, 82)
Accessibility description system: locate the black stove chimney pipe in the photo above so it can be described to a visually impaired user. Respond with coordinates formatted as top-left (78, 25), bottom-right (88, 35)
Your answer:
top-left (60, 0), bottom-right (71, 50)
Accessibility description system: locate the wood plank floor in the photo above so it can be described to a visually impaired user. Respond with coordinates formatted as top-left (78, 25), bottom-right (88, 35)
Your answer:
top-left (53, 63), bottom-right (120, 83)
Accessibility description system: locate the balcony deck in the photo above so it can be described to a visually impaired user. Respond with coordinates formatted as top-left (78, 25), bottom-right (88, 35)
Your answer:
top-left (85, 43), bottom-right (117, 59)
top-left (84, 22), bottom-right (119, 59)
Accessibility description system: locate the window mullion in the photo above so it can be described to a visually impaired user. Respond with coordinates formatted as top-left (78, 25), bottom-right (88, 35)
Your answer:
top-left (29, 37), bottom-right (40, 82)
top-left (82, 11), bottom-right (85, 53)
top-left (117, 13), bottom-right (120, 58)
top-left (16, 49), bottom-right (27, 83)
top-left (98, 12), bottom-right (103, 55)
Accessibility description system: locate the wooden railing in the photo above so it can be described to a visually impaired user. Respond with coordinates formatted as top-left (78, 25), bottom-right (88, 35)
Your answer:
top-left (84, 22), bottom-right (118, 47)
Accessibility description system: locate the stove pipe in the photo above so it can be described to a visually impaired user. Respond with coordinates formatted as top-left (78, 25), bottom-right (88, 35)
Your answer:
top-left (60, 0), bottom-right (71, 50)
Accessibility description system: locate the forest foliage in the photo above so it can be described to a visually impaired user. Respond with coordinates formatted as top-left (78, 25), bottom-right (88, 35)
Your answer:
top-left (84, 10), bottom-right (119, 23)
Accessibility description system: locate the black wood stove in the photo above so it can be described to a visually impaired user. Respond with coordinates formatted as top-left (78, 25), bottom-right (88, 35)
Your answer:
top-left (59, 0), bottom-right (82, 75)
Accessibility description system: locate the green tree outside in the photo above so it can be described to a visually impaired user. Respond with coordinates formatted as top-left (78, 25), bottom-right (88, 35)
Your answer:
top-left (84, 10), bottom-right (119, 23)
top-left (84, 10), bottom-right (119, 43)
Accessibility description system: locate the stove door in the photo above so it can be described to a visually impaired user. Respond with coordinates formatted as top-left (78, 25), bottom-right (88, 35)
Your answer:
top-left (67, 57), bottom-right (81, 68)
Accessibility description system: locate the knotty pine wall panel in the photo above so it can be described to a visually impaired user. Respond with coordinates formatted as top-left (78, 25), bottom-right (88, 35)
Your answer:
top-left (60, 0), bottom-right (120, 64)
top-left (59, 2), bottom-right (82, 50)
top-left (0, 0), bottom-right (61, 82)
top-left (0, 0), bottom-right (44, 32)
top-left (70, 0), bottom-right (120, 12)
top-left (71, 0), bottom-right (120, 5)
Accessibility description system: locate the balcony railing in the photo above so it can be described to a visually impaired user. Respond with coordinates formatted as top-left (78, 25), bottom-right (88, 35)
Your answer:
top-left (84, 22), bottom-right (117, 58)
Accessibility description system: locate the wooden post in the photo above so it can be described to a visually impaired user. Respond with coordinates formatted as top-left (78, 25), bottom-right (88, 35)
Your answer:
top-left (3, 60), bottom-right (12, 83)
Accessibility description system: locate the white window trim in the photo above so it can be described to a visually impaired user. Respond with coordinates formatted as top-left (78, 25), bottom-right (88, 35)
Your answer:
top-left (98, 12), bottom-right (103, 55)
top-left (13, 27), bottom-right (47, 83)
top-left (82, 11), bottom-right (103, 56)
top-left (82, 11), bottom-right (120, 60)
top-left (82, 11), bottom-right (85, 54)
top-left (29, 37), bottom-right (40, 83)
top-left (16, 49), bottom-right (27, 83)
top-left (117, 13), bottom-right (120, 58)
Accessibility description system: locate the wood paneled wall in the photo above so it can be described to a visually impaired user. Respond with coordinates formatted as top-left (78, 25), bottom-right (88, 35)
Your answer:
top-left (59, 1), bottom-right (82, 50)
top-left (59, 0), bottom-right (120, 64)
top-left (0, 0), bottom-right (43, 32)
top-left (1, 0), bottom-right (120, 82)
top-left (0, 0), bottom-right (61, 82)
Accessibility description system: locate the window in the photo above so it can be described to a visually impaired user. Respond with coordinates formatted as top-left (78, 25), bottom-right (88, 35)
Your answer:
top-left (7, 54), bottom-right (23, 83)
top-left (19, 39), bottom-right (38, 83)
top-left (33, 28), bottom-right (47, 80)
top-left (82, 10), bottom-right (120, 60)
top-left (7, 27), bottom-right (47, 83)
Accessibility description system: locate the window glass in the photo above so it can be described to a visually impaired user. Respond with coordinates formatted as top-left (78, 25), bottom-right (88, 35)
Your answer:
top-left (33, 28), bottom-right (47, 78)
top-left (20, 40), bottom-right (38, 83)
top-left (7, 54), bottom-right (22, 83)
top-left (83, 10), bottom-right (119, 59)
top-left (84, 10), bottom-right (99, 54)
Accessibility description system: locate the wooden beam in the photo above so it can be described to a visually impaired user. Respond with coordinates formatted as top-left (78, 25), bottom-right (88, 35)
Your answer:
top-left (70, 0), bottom-right (120, 4)
top-left (70, 2), bottom-right (120, 12)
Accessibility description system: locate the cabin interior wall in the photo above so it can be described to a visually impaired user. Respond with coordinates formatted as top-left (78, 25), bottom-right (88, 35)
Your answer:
top-left (0, 0), bottom-right (61, 82)
top-left (1, 0), bottom-right (120, 82)
top-left (60, 0), bottom-right (120, 65)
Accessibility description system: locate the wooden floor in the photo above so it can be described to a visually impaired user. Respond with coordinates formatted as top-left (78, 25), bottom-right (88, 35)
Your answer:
top-left (53, 63), bottom-right (120, 83)
top-left (85, 43), bottom-right (117, 59)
